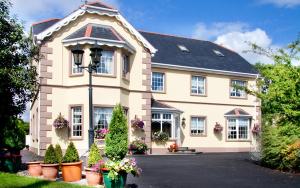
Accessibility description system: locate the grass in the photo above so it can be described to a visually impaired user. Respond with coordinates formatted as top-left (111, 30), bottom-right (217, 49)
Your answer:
top-left (0, 173), bottom-right (91, 188)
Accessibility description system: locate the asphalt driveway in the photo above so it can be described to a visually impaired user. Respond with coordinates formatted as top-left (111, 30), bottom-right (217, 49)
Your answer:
top-left (126, 153), bottom-right (300, 188)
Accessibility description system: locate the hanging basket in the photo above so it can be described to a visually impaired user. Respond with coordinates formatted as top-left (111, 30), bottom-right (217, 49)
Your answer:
top-left (213, 122), bottom-right (223, 133)
top-left (252, 124), bottom-right (260, 135)
top-left (53, 113), bottom-right (69, 129)
top-left (131, 116), bottom-right (145, 130)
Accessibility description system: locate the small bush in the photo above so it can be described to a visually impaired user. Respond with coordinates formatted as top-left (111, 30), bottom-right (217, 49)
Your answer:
top-left (44, 144), bottom-right (59, 164)
top-left (88, 143), bottom-right (102, 168)
top-left (105, 104), bottom-right (128, 161)
top-left (281, 140), bottom-right (300, 171)
top-left (54, 144), bottom-right (63, 164)
top-left (62, 142), bottom-right (79, 163)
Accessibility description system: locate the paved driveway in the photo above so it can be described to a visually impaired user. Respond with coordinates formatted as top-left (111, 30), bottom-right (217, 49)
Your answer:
top-left (126, 153), bottom-right (300, 188)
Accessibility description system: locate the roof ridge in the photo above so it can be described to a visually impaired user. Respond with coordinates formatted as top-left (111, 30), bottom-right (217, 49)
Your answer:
top-left (31, 18), bottom-right (60, 26)
top-left (139, 30), bottom-right (210, 42)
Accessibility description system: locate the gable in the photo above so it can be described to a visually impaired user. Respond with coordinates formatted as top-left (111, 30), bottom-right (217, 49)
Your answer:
top-left (32, 1), bottom-right (157, 54)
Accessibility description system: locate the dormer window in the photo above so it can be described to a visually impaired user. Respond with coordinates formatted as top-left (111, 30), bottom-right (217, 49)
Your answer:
top-left (213, 49), bottom-right (224, 57)
top-left (178, 45), bottom-right (189, 52)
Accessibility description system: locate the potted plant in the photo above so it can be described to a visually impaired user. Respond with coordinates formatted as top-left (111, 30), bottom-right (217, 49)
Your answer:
top-left (152, 131), bottom-right (169, 144)
top-left (102, 104), bottom-right (141, 188)
top-left (61, 142), bottom-right (82, 182)
top-left (102, 158), bottom-right (141, 188)
top-left (168, 142), bottom-right (178, 152)
top-left (85, 143), bottom-right (104, 186)
top-left (54, 144), bottom-right (63, 170)
top-left (26, 154), bottom-right (43, 177)
top-left (214, 122), bottom-right (223, 133)
top-left (129, 140), bottom-right (148, 154)
top-left (41, 144), bottom-right (59, 180)
top-left (53, 113), bottom-right (69, 129)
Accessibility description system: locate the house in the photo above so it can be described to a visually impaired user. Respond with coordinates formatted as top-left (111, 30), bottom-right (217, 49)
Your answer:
top-left (29, 1), bottom-right (260, 155)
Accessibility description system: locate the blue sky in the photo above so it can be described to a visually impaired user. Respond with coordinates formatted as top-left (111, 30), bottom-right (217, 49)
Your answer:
top-left (10, 0), bottom-right (300, 121)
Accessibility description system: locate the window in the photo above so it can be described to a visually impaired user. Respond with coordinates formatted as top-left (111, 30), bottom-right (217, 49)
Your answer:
top-left (94, 107), bottom-right (113, 130)
top-left (191, 117), bottom-right (206, 135)
top-left (230, 80), bottom-right (247, 98)
top-left (191, 76), bottom-right (206, 95)
top-left (122, 55), bottom-right (130, 77)
top-left (96, 50), bottom-right (114, 74)
top-left (227, 118), bottom-right (250, 140)
top-left (151, 113), bottom-right (175, 138)
top-left (178, 45), bottom-right (189, 52)
top-left (151, 72), bottom-right (165, 92)
top-left (72, 54), bottom-right (83, 74)
top-left (71, 106), bottom-right (82, 138)
top-left (213, 49), bottom-right (225, 57)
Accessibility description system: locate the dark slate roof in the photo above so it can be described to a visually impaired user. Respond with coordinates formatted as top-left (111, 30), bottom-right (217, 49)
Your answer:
top-left (87, 1), bottom-right (116, 10)
top-left (151, 99), bottom-right (173, 109)
top-left (140, 31), bottom-right (258, 75)
top-left (64, 24), bottom-right (123, 41)
top-left (32, 19), bottom-right (60, 35)
top-left (225, 108), bottom-right (251, 116)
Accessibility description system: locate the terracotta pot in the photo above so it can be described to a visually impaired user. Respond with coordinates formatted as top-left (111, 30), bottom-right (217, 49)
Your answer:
top-left (27, 161), bottom-right (42, 177)
top-left (85, 167), bottom-right (103, 186)
top-left (41, 163), bottom-right (59, 180)
top-left (61, 161), bottom-right (82, 182)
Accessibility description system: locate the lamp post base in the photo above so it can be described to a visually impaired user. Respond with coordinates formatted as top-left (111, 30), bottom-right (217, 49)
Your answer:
top-left (88, 129), bottom-right (95, 148)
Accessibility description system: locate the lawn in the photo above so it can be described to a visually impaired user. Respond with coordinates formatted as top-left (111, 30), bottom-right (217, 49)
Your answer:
top-left (0, 173), bottom-right (90, 188)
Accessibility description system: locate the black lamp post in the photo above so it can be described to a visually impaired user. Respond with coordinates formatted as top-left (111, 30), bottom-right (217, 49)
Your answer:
top-left (71, 44), bottom-right (103, 148)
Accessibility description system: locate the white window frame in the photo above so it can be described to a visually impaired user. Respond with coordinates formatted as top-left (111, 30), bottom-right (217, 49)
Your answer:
top-left (151, 113), bottom-right (176, 139)
top-left (96, 50), bottom-right (114, 75)
top-left (227, 117), bottom-right (250, 141)
top-left (151, 72), bottom-right (165, 92)
top-left (230, 80), bottom-right (247, 98)
top-left (191, 76), bottom-right (206, 95)
top-left (94, 107), bottom-right (113, 130)
top-left (190, 117), bottom-right (206, 136)
top-left (71, 106), bottom-right (83, 138)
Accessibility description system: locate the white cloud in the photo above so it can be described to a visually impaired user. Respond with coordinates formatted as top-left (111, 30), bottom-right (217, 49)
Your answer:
top-left (193, 22), bottom-right (250, 40)
top-left (10, 0), bottom-right (121, 31)
top-left (193, 22), bottom-right (277, 64)
top-left (21, 103), bottom-right (30, 122)
top-left (259, 0), bottom-right (300, 7)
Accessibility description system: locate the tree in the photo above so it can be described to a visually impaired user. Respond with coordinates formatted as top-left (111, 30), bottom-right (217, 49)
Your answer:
top-left (105, 104), bottom-right (128, 161)
top-left (0, 0), bottom-right (38, 149)
top-left (247, 37), bottom-right (300, 171)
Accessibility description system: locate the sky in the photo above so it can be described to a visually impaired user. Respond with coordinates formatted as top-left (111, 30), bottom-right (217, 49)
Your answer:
top-left (10, 0), bottom-right (300, 121)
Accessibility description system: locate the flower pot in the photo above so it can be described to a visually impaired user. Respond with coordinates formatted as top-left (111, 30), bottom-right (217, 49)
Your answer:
top-left (102, 169), bottom-right (127, 188)
top-left (85, 167), bottom-right (103, 186)
top-left (41, 163), bottom-right (59, 180)
top-left (27, 161), bottom-right (42, 176)
top-left (61, 161), bottom-right (82, 182)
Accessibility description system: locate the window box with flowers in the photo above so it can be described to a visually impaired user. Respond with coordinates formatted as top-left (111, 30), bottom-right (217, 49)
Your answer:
top-left (152, 131), bottom-right (169, 144)
top-left (129, 140), bottom-right (148, 155)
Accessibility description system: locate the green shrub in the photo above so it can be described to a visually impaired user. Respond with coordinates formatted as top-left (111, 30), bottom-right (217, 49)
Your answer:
top-left (44, 145), bottom-right (59, 164)
top-left (54, 144), bottom-right (63, 164)
top-left (88, 143), bottom-right (102, 168)
top-left (261, 123), bottom-right (300, 171)
top-left (62, 142), bottom-right (79, 163)
top-left (105, 104), bottom-right (128, 161)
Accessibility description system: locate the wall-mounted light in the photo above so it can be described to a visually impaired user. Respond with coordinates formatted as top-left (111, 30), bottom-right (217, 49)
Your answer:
top-left (181, 117), bottom-right (186, 127)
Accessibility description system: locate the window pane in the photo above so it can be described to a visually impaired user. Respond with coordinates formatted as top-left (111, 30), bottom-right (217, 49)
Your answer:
top-left (72, 107), bottom-right (82, 137)
top-left (152, 113), bottom-right (160, 120)
top-left (191, 117), bottom-right (205, 135)
top-left (162, 122), bottom-right (171, 137)
top-left (152, 72), bottom-right (164, 91)
top-left (151, 121), bottom-right (161, 134)
top-left (94, 107), bottom-right (113, 130)
top-left (238, 118), bottom-right (249, 139)
top-left (96, 51), bottom-right (113, 74)
top-left (122, 55), bottom-right (130, 76)
top-left (230, 80), bottom-right (246, 97)
top-left (191, 76), bottom-right (205, 95)
top-left (227, 118), bottom-right (237, 139)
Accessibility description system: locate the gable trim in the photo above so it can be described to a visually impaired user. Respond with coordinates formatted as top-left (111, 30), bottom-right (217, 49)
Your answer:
top-left (35, 6), bottom-right (157, 54)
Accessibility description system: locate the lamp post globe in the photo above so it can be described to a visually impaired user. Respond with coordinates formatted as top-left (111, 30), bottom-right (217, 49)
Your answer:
top-left (71, 47), bottom-right (84, 66)
top-left (90, 47), bottom-right (102, 67)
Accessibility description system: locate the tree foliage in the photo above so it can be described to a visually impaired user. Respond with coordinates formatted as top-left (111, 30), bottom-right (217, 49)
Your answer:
top-left (62, 142), bottom-right (80, 163)
top-left (0, 0), bottom-right (38, 149)
top-left (248, 36), bottom-right (300, 171)
top-left (105, 104), bottom-right (128, 161)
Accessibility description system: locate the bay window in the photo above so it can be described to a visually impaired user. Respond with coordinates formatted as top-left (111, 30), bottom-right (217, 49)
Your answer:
top-left (94, 107), bottom-right (113, 130)
top-left (96, 50), bottom-right (114, 74)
